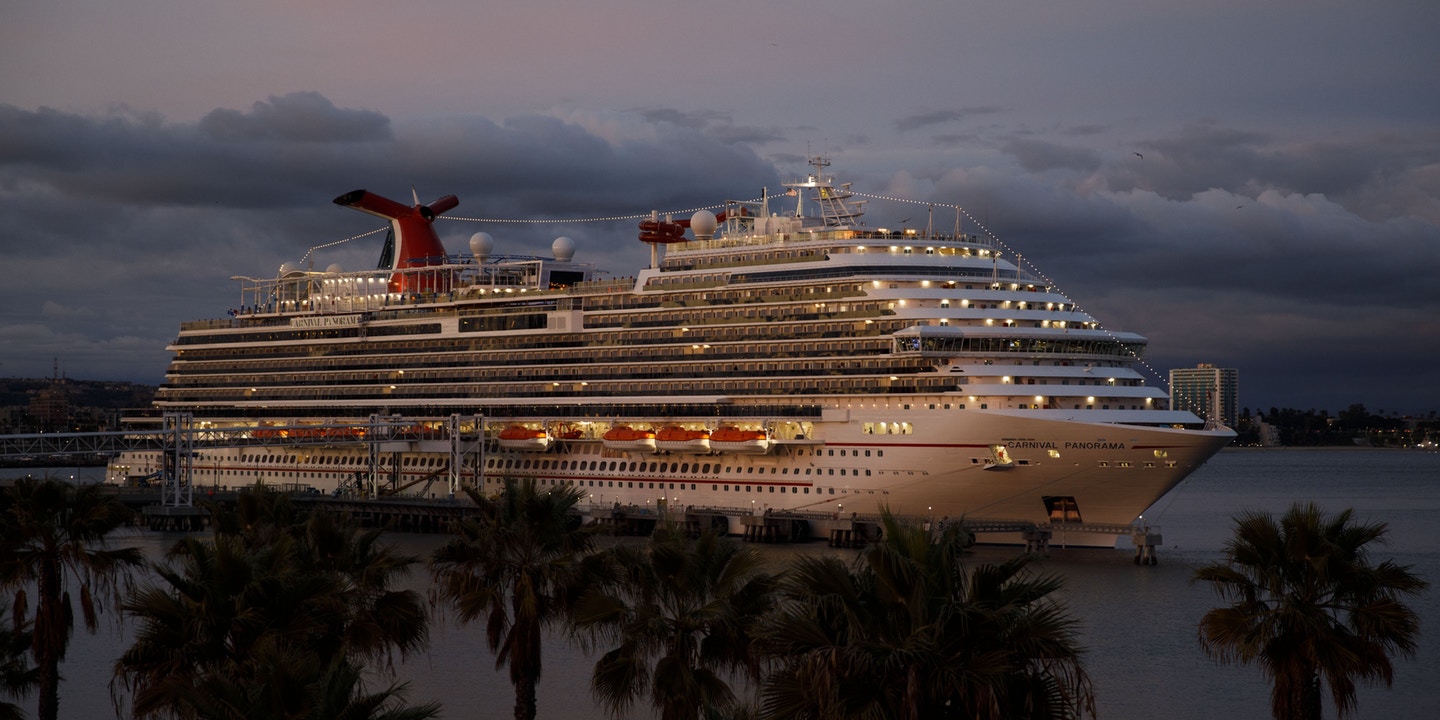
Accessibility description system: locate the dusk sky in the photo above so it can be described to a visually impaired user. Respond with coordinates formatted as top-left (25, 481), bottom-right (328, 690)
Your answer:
top-left (2, 1), bottom-right (1437, 415)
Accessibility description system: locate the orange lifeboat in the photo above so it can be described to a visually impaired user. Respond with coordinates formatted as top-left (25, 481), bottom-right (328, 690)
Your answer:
top-left (498, 425), bottom-right (552, 452)
top-left (602, 425), bottom-right (657, 452)
top-left (654, 426), bottom-right (711, 453)
top-left (709, 426), bottom-right (771, 454)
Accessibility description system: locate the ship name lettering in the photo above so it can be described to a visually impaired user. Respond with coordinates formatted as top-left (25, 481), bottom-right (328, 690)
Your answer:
top-left (1064, 441), bottom-right (1127, 450)
top-left (290, 315), bottom-right (361, 329)
top-left (1010, 441), bottom-right (1057, 449)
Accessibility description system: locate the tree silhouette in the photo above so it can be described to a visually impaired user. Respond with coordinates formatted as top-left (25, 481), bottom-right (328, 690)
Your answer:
top-left (0, 479), bottom-right (142, 720)
top-left (759, 512), bottom-right (1093, 720)
top-left (1195, 503), bottom-right (1427, 720)
top-left (572, 525), bottom-right (779, 720)
top-left (115, 488), bottom-right (433, 720)
top-left (431, 479), bottom-right (600, 720)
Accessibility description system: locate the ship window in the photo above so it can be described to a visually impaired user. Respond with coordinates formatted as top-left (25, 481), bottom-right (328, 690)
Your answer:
top-left (768, 487), bottom-right (774, 493)
top-left (828, 469), bottom-right (834, 475)
top-left (702, 463), bottom-right (711, 473)
top-left (681, 463), bottom-right (690, 473)
top-left (877, 450), bottom-right (883, 457)
top-left (865, 450), bottom-right (871, 457)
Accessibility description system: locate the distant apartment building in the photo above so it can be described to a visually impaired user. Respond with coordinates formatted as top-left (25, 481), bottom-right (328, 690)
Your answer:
top-left (1169, 363), bottom-right (1239, 428)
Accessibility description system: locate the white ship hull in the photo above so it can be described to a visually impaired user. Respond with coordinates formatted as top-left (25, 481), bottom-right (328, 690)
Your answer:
top-left (110, 410), bottom-right (1229, 546)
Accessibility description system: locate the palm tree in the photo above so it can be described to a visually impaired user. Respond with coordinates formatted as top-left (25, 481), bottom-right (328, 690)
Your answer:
top-left (759, 511), bottom-right (1094, 720)
top-left (0, 600), bottom-right (37, 720)
top-left (1194, 502), bottom-right (1428, 720)
top-left (572, 525), bottom-right (781, 720)
top-left (431, 479), bottom-right (600, 720)
top-left (165, 651), bottom-right (438, 720)
top-left (115, 486), bottom-right (431, 720)
top-left (0, 478), bottom-right (143, 720)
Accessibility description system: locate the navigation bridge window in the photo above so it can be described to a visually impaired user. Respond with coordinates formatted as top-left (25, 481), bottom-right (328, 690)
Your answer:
top-left (891, 330), bottom-right (1144, 358)
top-left (862, 422), bottom-right (912, 435)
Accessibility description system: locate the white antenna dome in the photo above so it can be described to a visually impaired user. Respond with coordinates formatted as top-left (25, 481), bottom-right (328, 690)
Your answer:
top-left (469, 232), bottom-right (494, 260)
top-left (325, 263), bottom-right (344, 274)
top-left (690, 210), bottom-right (718, 239)
top-left (552, 236), bottom-right (575, 262)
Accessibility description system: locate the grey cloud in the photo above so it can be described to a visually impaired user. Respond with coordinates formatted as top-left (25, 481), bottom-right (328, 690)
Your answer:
top-left (1001, 138), bottom-right (1102, 173)
top-left (1105, 123), bottom-right (1440, 223)
top-left (198, 92), bottom-right (392, 143)
top-left (895, 106), bottom-right (1005, 133)
top-left (0, 95), bottom-right (781, 383)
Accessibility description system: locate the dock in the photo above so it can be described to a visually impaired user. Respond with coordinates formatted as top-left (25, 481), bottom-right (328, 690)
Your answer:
top-left (101, 486), bottom-right (1166, 562)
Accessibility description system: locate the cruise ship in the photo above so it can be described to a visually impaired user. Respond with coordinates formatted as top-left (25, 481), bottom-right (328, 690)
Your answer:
top-left (110, 158), bottom-right (1233, 543)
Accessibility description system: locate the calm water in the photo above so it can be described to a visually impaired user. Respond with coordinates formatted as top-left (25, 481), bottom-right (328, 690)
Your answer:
top-left (14, 448), bottom-right (1440, 719)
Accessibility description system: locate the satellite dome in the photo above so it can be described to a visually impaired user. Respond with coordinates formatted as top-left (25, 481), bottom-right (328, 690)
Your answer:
top-left (552, 236), bottom-right (576, 262)
top-left (325, 263), bottom-right (344, 274)
top-left (469, 232), bottom-right (495, 259)
top-left (278, 261), bottom-right (301, 277)
top-left (690, 210), bottom-right (718, 239)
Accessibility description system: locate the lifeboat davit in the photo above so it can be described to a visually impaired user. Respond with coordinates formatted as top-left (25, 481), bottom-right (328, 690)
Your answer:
top-left (602, 426), bottom-right (657, 452)
top-left (498, 425), bottom-right (552, 452)
top-left (552, 424), bottom-right (584, 440)
top-left (654, 426), bottom-right (711, 453)
top-left (709, 426), bottom-right (771, 454)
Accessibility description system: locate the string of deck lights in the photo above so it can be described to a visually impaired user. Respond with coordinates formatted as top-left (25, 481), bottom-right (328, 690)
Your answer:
top-left (443, 193), bottom-right (783, 225)
top-left (300, 226), bottom-right (387, 265)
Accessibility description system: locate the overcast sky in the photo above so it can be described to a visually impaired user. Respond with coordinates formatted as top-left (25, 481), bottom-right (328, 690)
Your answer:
top-left (2, 0), bottom-right (1437, 415)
